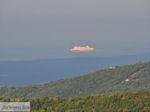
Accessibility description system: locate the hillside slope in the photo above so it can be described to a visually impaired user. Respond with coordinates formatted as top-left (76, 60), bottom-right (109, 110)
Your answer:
top-left (0, 61), bottom-right (150, 98)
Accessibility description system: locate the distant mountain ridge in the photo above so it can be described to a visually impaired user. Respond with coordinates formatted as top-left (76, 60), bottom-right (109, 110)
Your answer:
top-left (0, 61), bottom-right (150, 98)
top-left (0, 54), bottom-right (150, 86)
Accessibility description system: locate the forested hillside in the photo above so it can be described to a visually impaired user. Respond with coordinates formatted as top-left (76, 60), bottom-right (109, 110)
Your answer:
top-left (0, 61), bottom-right (150, 98)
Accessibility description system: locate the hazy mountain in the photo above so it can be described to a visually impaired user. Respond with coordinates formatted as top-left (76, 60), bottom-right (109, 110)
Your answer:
top-left (0, 54), bottom-right (150, 86)
top-left (0, 61), bottom-right (150, 98)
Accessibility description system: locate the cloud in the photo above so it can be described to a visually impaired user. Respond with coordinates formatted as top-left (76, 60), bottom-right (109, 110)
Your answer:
top-left (70, 45), bottom-right (95, 53)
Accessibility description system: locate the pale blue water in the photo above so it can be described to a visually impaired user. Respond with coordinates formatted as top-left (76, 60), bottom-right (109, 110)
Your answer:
top-left (0, 54), bottom-right (149, 86)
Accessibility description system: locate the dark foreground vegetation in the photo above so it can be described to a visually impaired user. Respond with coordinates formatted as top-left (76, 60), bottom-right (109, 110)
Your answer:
top-left (0, 91), bottom-right (150, 112)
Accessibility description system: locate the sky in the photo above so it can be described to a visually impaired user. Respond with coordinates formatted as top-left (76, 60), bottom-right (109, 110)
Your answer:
top-left (0, 0), bottom-right (150, 60)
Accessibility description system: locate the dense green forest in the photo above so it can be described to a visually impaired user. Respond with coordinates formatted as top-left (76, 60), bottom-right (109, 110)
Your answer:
top-left (0, 61), bottom-right (150, 98)
top-left (0, 91), bottom-right (150, 112)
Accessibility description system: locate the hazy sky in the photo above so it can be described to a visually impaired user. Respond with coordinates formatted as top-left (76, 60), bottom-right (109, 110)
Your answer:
top-left (0, 0), bottom-right (150, 60)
